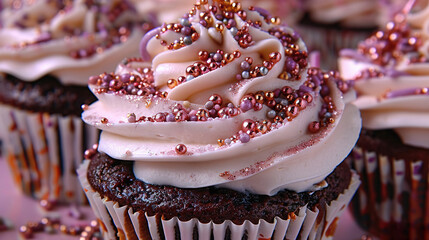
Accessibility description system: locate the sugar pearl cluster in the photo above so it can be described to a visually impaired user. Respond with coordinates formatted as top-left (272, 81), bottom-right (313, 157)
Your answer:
top-left (218, 68), bottom-right (346, 146)
top-left (167, 49), bottom-right (242, 89)
top-left (18, 217), bottom-right (101, 240)
top-left (157, 21), bottom-right (200, 50)
top-left (268, 28), bottom-right (308, 80)
top-left (88, 63), bottom-right (168, 99)
top-left (357, 13), bottom-right (425, 70)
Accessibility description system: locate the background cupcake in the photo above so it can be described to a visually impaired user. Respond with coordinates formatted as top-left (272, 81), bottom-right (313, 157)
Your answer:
top-left (298, 0), bottom-right (408, 69)
top-left (79, 0), bottom-right (361, 239)
top-left (339, 1), bottom-right (429, 238)
top-left (0, 0), bottom-right (151, 205)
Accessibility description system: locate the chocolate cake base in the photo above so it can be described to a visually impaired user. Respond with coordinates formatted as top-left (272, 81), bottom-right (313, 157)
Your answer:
top-left (87, 151), bottom-right (352, 225)
top-left (0, 74), bottom-right (95, 116)
top-left (349, 129), bottom-right (429, 240)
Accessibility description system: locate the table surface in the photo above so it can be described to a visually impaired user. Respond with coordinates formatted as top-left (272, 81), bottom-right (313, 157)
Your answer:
top-left (0, 158), bottom-right (373, 240)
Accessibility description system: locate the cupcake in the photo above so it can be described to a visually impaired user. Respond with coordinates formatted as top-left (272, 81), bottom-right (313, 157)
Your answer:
top-left (298, 0), bottom-right (408, 69)
top-left (339, 1), bottom-right (429, 239)
top-left (79, 0), bottom-right (361, 239)
top-left (0, 0), bottom-right (151, 204)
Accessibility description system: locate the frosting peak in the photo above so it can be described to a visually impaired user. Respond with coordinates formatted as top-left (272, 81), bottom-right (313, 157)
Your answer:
top-left (83, 0), bottom-right (361, 195)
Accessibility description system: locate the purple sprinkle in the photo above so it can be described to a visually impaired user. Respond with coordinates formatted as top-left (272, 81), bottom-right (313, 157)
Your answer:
top-left (200, 20), bottom-right (208, 27)
top-left (213, 53), bottom-right (222, 62)
top-left (239, 133), bottom-right (250, 143)
top-left (292, 31), bottom-right (301, 41)
top-left (299, 85), bottom-right (312, 93)
top-left (240, 61), bottom-right (250, 70)
top-left (209, 109), bottom-right (217, 118)
top-left (320, 85), bottom-right (330, 96)
top-left (285, 57), bottom-right (297, 72)
top-left (273, 89), bottom-right (281, 98)
top-left (368, 157), bottom-right (376, 163)
top-left (235, 73), bottom-right (243, 80)
top-left (120, 73), bottom-right (131, 83)
top-left (228, 19), bottom-right (236, 27)
top-left (240, 100), bottom-right (252, 112)
top-left (396, 171), bottom-right (404, 176)
top-left (166, 114), bottom-right (175, 122)
top-left (181, 26), bottom-right (191, 36)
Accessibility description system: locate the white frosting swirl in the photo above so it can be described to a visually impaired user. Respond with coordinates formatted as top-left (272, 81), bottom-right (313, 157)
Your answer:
top-left (0, 0), bottom-right (147, 85)
top-left (83, 1), bottom-right (361, 195)
top-left (339, 1), bottom-right (429, 148)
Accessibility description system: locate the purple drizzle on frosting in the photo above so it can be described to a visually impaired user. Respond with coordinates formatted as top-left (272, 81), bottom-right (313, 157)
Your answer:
top-left (139, 27), bottom-right (161, 61)
top-left (385, 87), bottom-right (428, 98)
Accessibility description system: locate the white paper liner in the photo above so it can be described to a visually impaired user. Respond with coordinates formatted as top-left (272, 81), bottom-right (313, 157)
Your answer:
top-left (78, 160), bottom-right (360, 240)
top-left (0, 104), bottom-right (98, 204)
top-left (349, 145), bottom-right (429, 238)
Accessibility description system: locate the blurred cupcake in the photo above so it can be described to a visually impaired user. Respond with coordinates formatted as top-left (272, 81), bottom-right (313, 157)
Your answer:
top-left (131, 0), bottom-right (303, 27)
top-left (0, 0), bottom-right (151, 205)
top-left (298, 0), bottom-right (408, 69)
top-left (78, 0), bottom-right (361, 239)
top-left (339, 0), bottom-right (429, 238)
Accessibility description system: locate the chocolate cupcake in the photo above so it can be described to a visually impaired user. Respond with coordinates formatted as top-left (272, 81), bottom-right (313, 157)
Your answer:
top-left (79, 0), bottom-right (361, 239)
top-left (0, 0), bottom-right (151, 204)
top-left (339, 1), bottom-right (429, 238)
top-left (297, 0), bottom-right (408, 69)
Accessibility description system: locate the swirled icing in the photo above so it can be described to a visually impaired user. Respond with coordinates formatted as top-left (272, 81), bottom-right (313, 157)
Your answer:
top-left (83, 0), bottom-right (361, 195)
top-left (0, 0), bottom-right (148, 85)
top-left (339, 0), bottom-right (429, 148)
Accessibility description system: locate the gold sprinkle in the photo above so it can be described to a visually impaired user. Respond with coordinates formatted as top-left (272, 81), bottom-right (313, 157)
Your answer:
top-left (270, 17), bottom-right (281, 25)
top-left (101, 118), bottom-right (108, 124)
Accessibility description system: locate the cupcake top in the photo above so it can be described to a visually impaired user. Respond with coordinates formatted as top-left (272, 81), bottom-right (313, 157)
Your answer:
top-left (302, 0), bottom-right (407, 29)
top-left (83, 0), bottom-right (361, 196)
top-left (0, 0), bottom-right (150, 85)
top-left (339, 0), bottom-right (429, 148)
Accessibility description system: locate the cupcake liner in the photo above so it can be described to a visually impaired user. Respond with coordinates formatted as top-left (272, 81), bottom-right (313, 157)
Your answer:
top-left (348, 145), bottom-right (429, 239)
top-left (296, 25), bottom-right (372, 69)
top-left (78, 160), bottom-right (360, 240)
top-left (0, 104), bottom-right (98, 204)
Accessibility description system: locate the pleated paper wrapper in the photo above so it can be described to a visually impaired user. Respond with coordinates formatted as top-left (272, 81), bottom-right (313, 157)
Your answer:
top-left (78, 160), bottom-right (360, 240)
top-left (348, 146), bottom-right (429, 240)
top-left (0, 104), bottom-right (98, 204)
